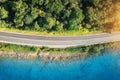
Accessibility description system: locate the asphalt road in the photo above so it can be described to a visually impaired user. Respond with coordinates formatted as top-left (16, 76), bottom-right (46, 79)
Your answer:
top-left (0, 31), bottom-right (120, 48)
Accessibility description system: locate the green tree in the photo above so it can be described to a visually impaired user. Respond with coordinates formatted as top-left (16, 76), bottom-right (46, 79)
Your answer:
top-left (54, 21), bottom-right (63, 31)
top-left (0, 6), bottom-right (8, 19)
top-left (89, 0), bottom-right (102, 7)
top-left (24, 7), bottom-right (39, 25)
top-left (45, 0), bottom-right (63, 15)
top-left (12, 0), bottom-right (28, 28)
top-left (68, 8), bottom-right (84, 30)
top-left (31, 0), bottom-right (44, 6)
top-left (0, 20), bottom-right (8, 27)
top-left (33, 21), bottom-right (41, 31)
top-left (43, 17), bottom-right (56, 30)
top-left (0, 0), bottom-right (6, 3)
top-left (84, 0), bottom-right (113, 30)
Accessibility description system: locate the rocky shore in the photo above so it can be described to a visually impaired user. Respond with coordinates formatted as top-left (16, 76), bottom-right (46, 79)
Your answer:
top-left (0, 51), bottom-right (88, 60)
top-left (0, 51), bottom-right (37, 59)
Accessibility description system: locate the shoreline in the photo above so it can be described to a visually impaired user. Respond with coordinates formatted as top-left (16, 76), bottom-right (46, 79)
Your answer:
top-left (0, 50), bottom-right (88, 61)
top-left (1, 41), bottom-right (120, 61)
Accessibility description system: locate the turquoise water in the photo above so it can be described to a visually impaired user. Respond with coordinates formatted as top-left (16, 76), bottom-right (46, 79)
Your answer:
top-left (0, 52), bottom-right (120, 80)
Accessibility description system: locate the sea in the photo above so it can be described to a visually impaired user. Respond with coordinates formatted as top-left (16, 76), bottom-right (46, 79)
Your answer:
top-left (0, 52), bottom-right (120, 80)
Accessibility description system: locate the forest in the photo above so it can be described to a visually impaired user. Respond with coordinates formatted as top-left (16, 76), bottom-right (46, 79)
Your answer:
top-left (0, 0), bottom-right (120, 33)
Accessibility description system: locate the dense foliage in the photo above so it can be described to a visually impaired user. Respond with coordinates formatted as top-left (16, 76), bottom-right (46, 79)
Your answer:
top-left (0, 0), bottom-right (120, 32)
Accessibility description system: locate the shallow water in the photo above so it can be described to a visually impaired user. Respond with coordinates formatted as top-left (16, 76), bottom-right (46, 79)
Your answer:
top-left (0, 52), bottom-right (120, 80)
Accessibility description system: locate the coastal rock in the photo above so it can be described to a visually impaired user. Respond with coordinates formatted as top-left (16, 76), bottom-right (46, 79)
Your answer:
top-left (0, 50), bottom-right (88, 60)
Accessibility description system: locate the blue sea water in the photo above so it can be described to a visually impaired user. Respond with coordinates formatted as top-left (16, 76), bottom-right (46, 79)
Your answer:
top-left (0, 52), bottom-right (120, 80)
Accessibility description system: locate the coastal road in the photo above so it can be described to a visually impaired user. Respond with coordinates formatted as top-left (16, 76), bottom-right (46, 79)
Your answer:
top-left (0, 31), bottom-right (120, 48)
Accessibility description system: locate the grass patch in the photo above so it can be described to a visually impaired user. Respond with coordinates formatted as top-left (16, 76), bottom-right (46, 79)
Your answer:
top-left (0, 27), bottom-right (102, 36)
top-left (0, 43), bottom-right (38, 53)
top-left (0, 41), bottom-right (120, 55)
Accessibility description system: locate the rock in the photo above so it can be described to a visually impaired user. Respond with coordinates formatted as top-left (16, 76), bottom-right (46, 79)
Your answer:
top-left (54, 56), bottom-right (60, 61)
